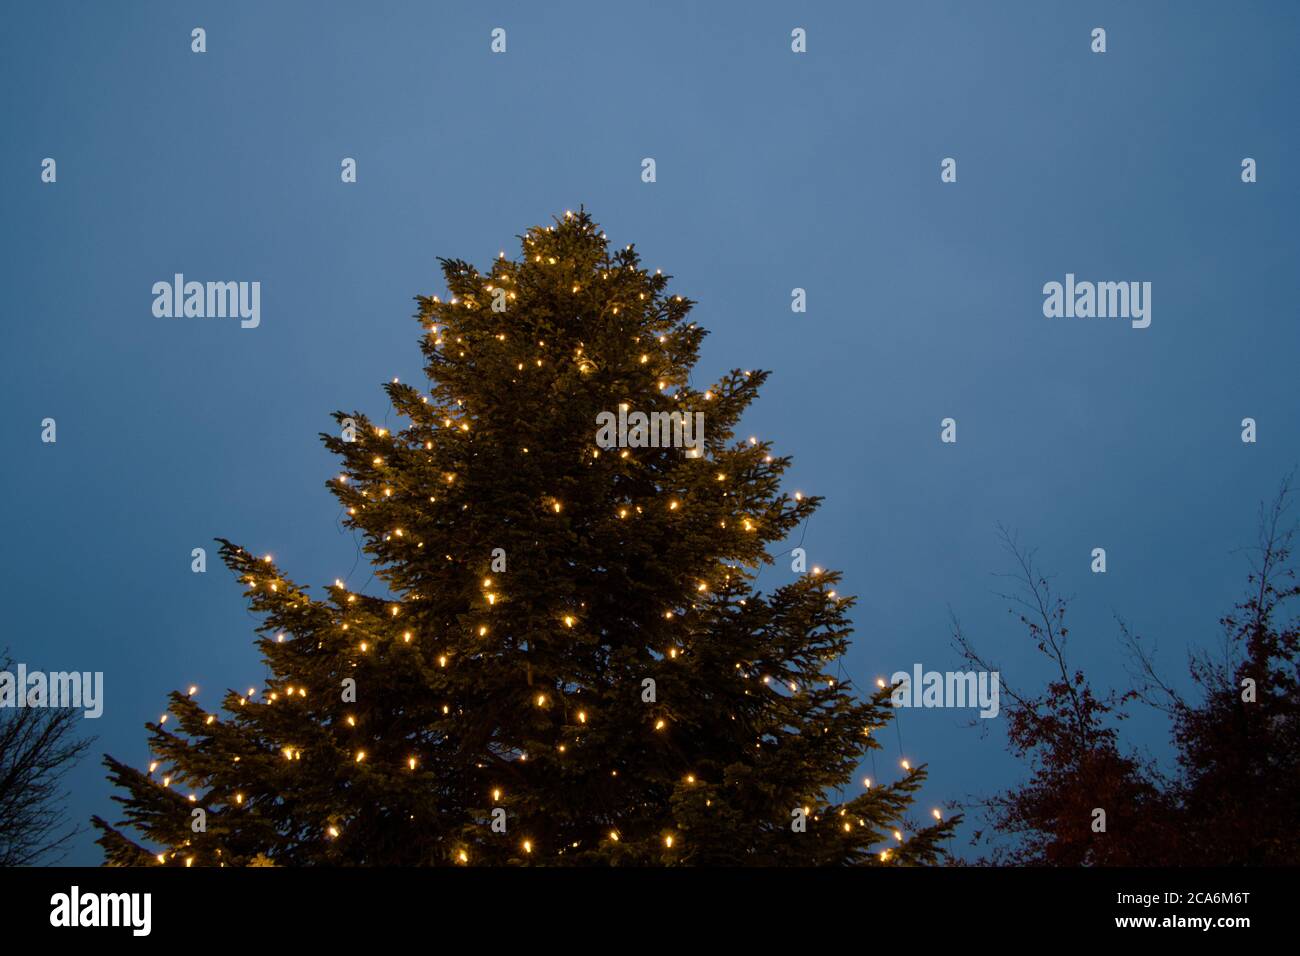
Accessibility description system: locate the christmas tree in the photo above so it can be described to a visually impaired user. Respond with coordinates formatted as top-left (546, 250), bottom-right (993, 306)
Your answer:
top-left (94, 210), bottom-right (957, 865)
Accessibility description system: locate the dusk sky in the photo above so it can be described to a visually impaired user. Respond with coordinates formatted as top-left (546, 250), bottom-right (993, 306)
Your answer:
top-left (3, 1), bottom-right (1297, 864)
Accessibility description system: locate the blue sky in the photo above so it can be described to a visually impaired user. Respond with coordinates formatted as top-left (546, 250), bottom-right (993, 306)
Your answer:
top-left (2, 1), bottom-right (1297, 864)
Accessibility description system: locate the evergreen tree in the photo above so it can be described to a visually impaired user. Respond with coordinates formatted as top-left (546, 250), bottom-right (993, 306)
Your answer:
top-left (94, 210), bottom-right (956, 866)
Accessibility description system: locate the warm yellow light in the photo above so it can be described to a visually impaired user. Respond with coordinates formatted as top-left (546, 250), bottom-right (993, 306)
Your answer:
top-left (664, 835), bottom-right (674, 848)
top-left (577, 711), bottom-right (587, 723)
top-left (901, 760), bottom-right (911, 771)
top-left (355, 751), bottom-right (366, 763)
top-left (932, 808), bottom-right (942, 820)
top-left (523, 840), bottom-right (533, 854)
top-left (536, 694), bottom-right (546, 707)
top-left (492, 788), bottom-right (502, 801)
top-left (609, 831), bottom-right (619, 842)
